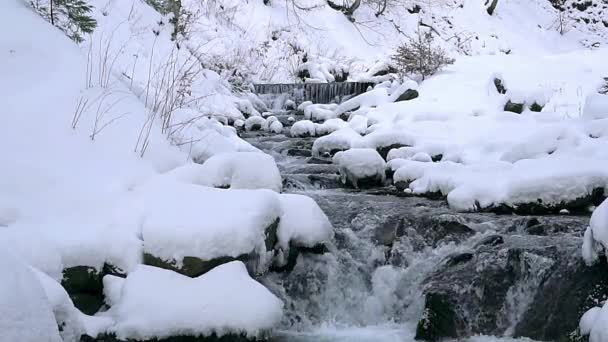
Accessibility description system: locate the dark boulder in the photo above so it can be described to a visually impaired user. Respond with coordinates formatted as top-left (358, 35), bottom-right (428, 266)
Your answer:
top-left (395, 89), bottom-right (419, 102)
top-left (504, 100), bottom-right (524, 114)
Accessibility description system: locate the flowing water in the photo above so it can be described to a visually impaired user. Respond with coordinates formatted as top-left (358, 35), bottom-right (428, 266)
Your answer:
top-left (242, 109), bottom-right (595, 342)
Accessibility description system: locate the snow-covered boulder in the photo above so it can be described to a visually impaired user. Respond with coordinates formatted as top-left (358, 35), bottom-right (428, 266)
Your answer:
top-left (269, 120), bottom-right (284, 134)
top-left (315, 118), bottom-right (348, 136)
top-left (136, 179), bottom-right (282, 277)
top-left (582, 198), bottom-right (608, 266)
top-left (312, 127), bottom-right (362, 157)
top-left (0, 249), bottom-right (62, 342)
top-left (245, 116), bottom-right (266, 131)
top-left (275, 194), bottom-right (333, 270)
top-left (304, 103), bottom-right (339, 122)
top-left (584, 94), bottom-right (608, 120)
top-left (181, 152), bottom-right (282, 193)
top-left (333, 148), bottom-right (387, 188)
top-left (105, 262), bottom-right (283, 340)
top-left (290, 120), bottom-right (316, 137)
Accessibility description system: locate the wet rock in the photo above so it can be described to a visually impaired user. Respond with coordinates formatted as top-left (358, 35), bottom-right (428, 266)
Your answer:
top-left (144, 220), bottom-right (279, 278)
top-left (494, 78), bottom-right (507, 94)
top-left (416, 235), bottom-right (608, 341)
top-left (307, 157), bottom-right (333, 165)
top-left (489, 188), bottom-right (605, 215)
top-left (442, 252), bottom-right (474, 267)
top-left (62, 263), bottom-right (121, 315)
top-left (374, 216), bottom-right (406, 247)
top-left (529, 102), bottom-right (543, 112)
top-left (377, 144), bottom-right (409, 160)
top-left (407, 214), bottom-right (475, 247)
top-left (81, 333), bottom-right (262, 342)
top-left (272, 242), bottom-right (329, 273)
top-left (415, 292), bottom-right (461, 341)
top-left (286, 148), bottom-right (312, 157)
top-left (474, 234), bottom-right (504, 248)
top-left (395, 89), bottom-right (419, 102)
top-left (504, 100), bottom-right (524, 114)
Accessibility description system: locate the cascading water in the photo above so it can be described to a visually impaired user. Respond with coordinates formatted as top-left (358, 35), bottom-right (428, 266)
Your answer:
top-left (242, 96), bottom-right (597, 342)
top-left (254, 82), bottom-right (373, 105)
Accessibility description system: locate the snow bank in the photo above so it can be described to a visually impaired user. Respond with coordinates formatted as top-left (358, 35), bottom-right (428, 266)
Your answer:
top-left (0, 249), bottom-right (62, 342)
top-left (107, 262), bottom-right (283, 340)
top-left (393, 156), bottom-right (608, 212)
top-left (277, 194), bottom-right (333, 250)
top-left (136, 178), bottom-right (282, 270)
top-left (333, 149), bottom-right (387, 188)
top-left (173, 152), bottom-right (282, 193)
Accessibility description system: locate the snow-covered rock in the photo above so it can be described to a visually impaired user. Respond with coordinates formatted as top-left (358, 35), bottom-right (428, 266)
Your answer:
top-left (304, 103), bottom-right (339, 122)
top-left (333, 148), bottom-right (387, 188)
top-left (582, 199), bottom-right (608, 265)
top-left (174, 152), bottom-right (282, 193)
top-left (0, 249), bottom-right (62, 342)
top-left (584, 94), bottom-right (608, 120)
top-left (312, 127), bottom-right (362, 157)
top-left (290, 120), bottom-right (316, 137)
top-left (136, 179), bottom-right (282, 277)
top-left (277, 194), bottom-right (333, 251)
top-left (245, 116), bottom-right (266, 131)
top-left (315, 118), bottom-right (348, 136)
top-left (106, 262), bottom-right (283, 340)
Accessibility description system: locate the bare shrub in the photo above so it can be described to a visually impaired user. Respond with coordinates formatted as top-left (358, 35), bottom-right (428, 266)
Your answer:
top-left (391, 28), bottom-right (454, 80)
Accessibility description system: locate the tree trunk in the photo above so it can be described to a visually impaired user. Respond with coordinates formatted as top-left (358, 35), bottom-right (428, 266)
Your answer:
top-left (486, 0), bottom-right (499, 15)
top-left (327, 0), bottom-right (361, 16)
top-left (50, 0), bottom-right (54, 25)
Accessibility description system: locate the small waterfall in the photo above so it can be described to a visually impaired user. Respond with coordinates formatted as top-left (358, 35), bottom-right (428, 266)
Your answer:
top-left (254, 82), bottom-right (374, 105)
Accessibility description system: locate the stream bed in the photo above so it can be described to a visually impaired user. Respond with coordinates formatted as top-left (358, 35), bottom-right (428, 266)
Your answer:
top-left (240, 115), bottom-right (603, 342)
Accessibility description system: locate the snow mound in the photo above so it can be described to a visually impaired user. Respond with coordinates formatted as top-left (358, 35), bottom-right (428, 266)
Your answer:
top-left (580, 302), bottom-right (608, 342)
top-left (107, 262), bottom-right (283, 340)
top-left (315, 118), bottom-right (349, 136)
top-left (136, 178), bottom-right (282, 271)
top-left (582, 199), bottom-right (608, 265)
top-left (174, 152), bottom-right (282, 193)
top-left (0, 249), bottom-right (62, 342)
top-left (290, 120), bottom-right (317, 137)
top-left (277, 194), bottom-right (333, 250)
top-left (584, 94), bottom-right (608, 120)
top-left (245, 116), bottom-right (266, 131)
top-left (304, 103), bottom-right (339, 122)
top-left (333, 148), bottom-right (387, 188)
top-left (312, 127), bottom-right (362, 157)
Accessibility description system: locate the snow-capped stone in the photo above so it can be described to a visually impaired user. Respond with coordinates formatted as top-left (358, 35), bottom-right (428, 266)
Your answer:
top-left (172, 152), bottom-right (282, 193)
top-left (333, 148), bottom-right (387, 188)
top-left (245, 116), bottom-right (266, 131)
top-left (135, 178), bottom-right (282, 277)
top-left (106, 262), bottom-right (283, 340)
top-left (290, 120), bottom-right (316, 137)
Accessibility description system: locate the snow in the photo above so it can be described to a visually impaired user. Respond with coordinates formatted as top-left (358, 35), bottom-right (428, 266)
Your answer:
top-left (304, 103), bottom-right (340, 122)
top-left (312, 127), bottom-right (362, 157)
top-left (582, 199), bottom-right (608, 265)
top-left (584, 94), bottom-right (608, 120)
top-left (245, 116), bottom-right (267, 131)
top-left (0, 248), bottom-right (62, 342)
top-left (34, 268), bottom-right (113, 341)
top-left (333, 149), bottom-right (387, 188)
top-left (136, 178), bottom-right (281, 268)
top-left (580, 303), bottom-right (608, 342)
top-left (291, 120), bottom-right (317, 137)
top-left (277, 194), bottom-right (334, 250)
top-left (107, 262), bottom-right (283, 340)
top-left (172, 152), bottom-right (282, 192)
